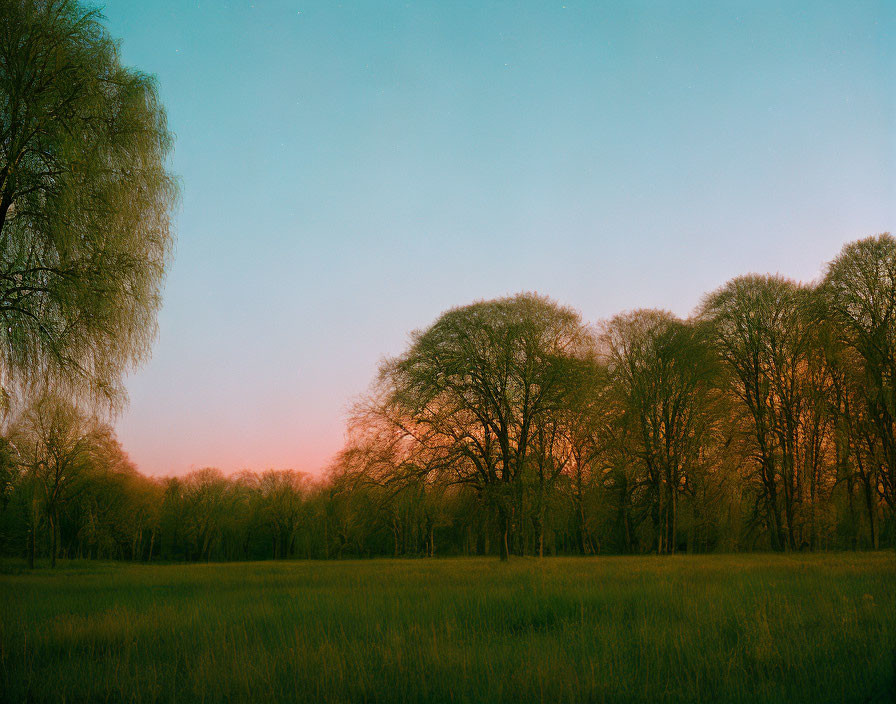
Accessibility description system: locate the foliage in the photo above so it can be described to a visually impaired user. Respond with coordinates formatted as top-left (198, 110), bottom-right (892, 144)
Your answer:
top-left (0, 0), bottom-right (177, 405)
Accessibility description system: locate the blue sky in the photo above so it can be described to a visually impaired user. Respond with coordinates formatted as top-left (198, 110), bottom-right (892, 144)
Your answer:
top-left (104, 0), bottom-right (894, 476)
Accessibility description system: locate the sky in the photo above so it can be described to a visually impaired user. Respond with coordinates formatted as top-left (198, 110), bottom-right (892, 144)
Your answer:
top-left (103, 0), bottom-right (895, 478)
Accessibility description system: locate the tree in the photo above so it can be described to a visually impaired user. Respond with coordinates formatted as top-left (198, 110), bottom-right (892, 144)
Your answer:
top-left (255, 469), bottom-right (309, 559)
top-left (555, 359), bottom-right (606, 555)
top-left (701, 276), bottom-right (816, 550)
top-left (180, 468), bottom-right (233, 562)
top-left (0, 0), bottom-right (177, 404)
top-left (600, 311), bottom-right (721, 554)
top-left (379, 293), bottom-right (593, 560)
top-left (821, 234), bottom-right (896, 521)
top-left (10, 392), bottom-right (100, 566)
top-left (72, 434), bottom-right (160, 560)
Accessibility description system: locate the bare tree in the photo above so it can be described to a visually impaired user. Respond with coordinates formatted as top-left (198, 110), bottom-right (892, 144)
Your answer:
top-left (180, 468), bottom-right (234, 562)
top-left (821, 234), bottom-right (896, 521)
top-left (701, 276), bottom-right (816, 550)
top-left (255, 469), bottom-right (309, 559)
top-left (379, 293), bottom-right (593, 559)
top-left (599, 311), bottom-right (720, 554)
top-left (11, 393), bottom-right (100, 566)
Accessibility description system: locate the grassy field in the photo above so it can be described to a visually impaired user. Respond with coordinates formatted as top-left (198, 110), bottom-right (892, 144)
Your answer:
top-left (1, 554), bottom-right (894, 703)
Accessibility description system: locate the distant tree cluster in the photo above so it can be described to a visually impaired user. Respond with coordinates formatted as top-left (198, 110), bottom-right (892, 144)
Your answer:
top-left (2, 235), bottom-right (892, 564)
top-left (0, 435), bottom-right (329, 563)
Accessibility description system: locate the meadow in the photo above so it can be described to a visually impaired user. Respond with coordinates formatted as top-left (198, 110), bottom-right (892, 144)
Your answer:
top-left (1, 554), bottom-right (894, 703)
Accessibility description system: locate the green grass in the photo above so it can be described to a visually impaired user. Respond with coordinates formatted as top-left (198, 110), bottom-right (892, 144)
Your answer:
top-left (1, 555), bottom-right (894, 703)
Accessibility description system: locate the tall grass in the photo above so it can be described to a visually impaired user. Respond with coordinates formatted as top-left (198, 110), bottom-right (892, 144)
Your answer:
top-left (1, 554), bottom-right (894, 702)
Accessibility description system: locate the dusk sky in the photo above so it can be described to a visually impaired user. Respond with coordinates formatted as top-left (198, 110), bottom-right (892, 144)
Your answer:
top-left (105, 0), bottom-right (894, 477)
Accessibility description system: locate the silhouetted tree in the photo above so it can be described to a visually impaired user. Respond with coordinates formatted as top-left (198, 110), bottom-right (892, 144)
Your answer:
top-left (821, 234), bottom-right (895, 523)
top-left (701, 276), bottom-right (816, 550)
top-left (600, 311), bottom-right (721, 554)
top-left (10, 393), bottom-right (99, 566)
top-left (378, 293), bottom-right (593, 559)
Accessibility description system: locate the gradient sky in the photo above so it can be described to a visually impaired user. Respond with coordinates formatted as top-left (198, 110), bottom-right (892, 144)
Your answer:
top-left (104, 0), bottom-right (894, 477)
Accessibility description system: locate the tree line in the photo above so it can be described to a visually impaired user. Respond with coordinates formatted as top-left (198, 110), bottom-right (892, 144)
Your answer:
top-left (1, 234), bottom-right (892, 563)
top-left (331, 234), bottom-right (895, 559)
top-left (0, 3), bottom-right (892, 564)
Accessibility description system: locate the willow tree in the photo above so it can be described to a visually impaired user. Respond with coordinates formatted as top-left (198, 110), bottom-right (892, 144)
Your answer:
top-left (0, 0), bottom-right (177, 404)
top-left (380, 293), bottom-right (593, 560)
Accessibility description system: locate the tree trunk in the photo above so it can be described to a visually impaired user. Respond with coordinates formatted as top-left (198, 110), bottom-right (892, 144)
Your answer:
top-left (863, 478), bottom-right (878, 550)
top-left (392, 519), bottom-right (400, 557)
top-left (28, 522), bottom-right (35, 569)
top-left (845, 473), bottom-right (858, 550)
top-left (670, 484), bottom-right (678, 555)
top-left (132, 526), bottom-right (140, 561)
top-left (576, 496), bottom-right (588, 555)
top-left (498, 506), bottom-right (509, 561)
top-left (50, 507), bottom-right (57, 568)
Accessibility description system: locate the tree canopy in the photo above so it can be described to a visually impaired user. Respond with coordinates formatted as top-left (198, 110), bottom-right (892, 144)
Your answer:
top-left (376, 293), bottom-right (594, 558)
top-left (0, 0), bottom-right (177, 405)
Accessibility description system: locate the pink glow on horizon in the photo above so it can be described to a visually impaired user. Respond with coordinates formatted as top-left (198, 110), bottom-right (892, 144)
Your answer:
top-left (117, 415), bottom-right (343, 478)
